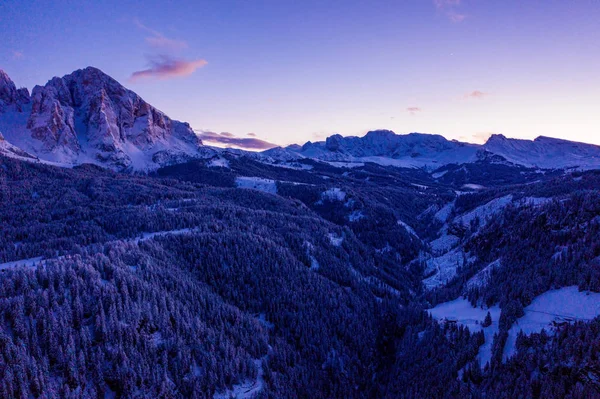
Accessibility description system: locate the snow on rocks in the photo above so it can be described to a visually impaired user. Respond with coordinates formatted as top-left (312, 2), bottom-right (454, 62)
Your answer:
top-left (1, 67), bottom-right (203, 171)
top-left (503, 286), bottom-right (600, 361)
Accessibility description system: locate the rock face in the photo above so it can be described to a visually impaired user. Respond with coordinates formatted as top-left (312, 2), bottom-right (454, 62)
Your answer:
top-left (0, 67), bottom-right (202, 170)
top-left (0, 70), bottom-right (30, 112)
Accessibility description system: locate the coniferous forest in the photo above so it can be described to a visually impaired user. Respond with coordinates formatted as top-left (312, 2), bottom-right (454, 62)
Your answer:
top-left (1, 153), bottom-right (600, 398)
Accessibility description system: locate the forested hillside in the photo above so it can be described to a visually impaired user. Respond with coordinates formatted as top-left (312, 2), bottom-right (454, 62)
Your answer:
top-left (1, 154), bottom-right (599, 398)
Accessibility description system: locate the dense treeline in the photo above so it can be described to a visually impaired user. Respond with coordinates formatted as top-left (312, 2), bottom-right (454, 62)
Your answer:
top-left (2, 154), bottom-right (600, 398)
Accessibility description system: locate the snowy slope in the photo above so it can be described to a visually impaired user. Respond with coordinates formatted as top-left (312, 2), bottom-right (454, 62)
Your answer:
top-left (0, 131), bottom-right (41, 162)
top-left (503, 287), bottom-right (600, 361)
top-left (235, 176), bottom-right (278, 194)
top-left (484, 134), bottom-right (600, 170)
top-left (454, 195), bottom-right (514, 229)
top-left (428, 298), bottom-right (501, 367)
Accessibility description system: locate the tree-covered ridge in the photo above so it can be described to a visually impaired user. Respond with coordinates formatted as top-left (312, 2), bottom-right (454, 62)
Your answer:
top-left (1, 153), bottom-right (600, 398)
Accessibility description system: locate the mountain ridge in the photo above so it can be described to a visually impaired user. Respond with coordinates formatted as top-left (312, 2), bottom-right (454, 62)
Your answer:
top-left (1, 66), bottom-right (600, 172)
top-left (269, 130), bottom-right (600, 171)
top-left (0, 66), bottom-right (203, 170)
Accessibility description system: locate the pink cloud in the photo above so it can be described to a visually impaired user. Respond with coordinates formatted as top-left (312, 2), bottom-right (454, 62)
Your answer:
top-left (197, 131), bottom-right (277, 150)
top-left (12, 51), bottom-right (24, 60)
top-left (134, 18), bottom-right (188, 51)
top-left (130, 55), bottom-right (207, 82)
top-left (407, 107), bottom-right (422, 115)
top-left (465, 90), bottom-right (488, 99)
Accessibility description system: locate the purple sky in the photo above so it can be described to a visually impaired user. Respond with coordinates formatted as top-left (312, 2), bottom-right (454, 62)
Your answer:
top-left (1, 0), bottom-right (599, 149)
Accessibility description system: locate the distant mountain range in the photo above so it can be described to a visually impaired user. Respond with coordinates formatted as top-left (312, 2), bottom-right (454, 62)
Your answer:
top-left (266, 130), bottom-right (600, 171)
top-left (1, 67), bottom-right (600, 171)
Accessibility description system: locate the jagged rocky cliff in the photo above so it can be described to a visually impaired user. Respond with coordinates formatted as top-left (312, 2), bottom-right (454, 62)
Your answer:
top-left (0, 67), bottom-right (202, 170)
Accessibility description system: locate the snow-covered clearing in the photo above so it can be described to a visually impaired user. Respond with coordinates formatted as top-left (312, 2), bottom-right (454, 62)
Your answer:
top-left (272, 161), bottom-right (313, 170)
top-left (328, 233), bottom-right (344, 247)
top-left (0, 256), bottom-right (44, 270)
top-left (207, 157), bottom-right (230, 168)
top-left (503, 286), bottom-right (600, 361)
top-left (327, 161), bottom-right (364, 169)
top-left (133, 228), bottom-right (194, 244)
top-left (213, 357), bottom-right (266, 399)
top-left (320, 188), bottom-right (346, 202)
top-left (462, 184), bottom-right (485, 190)
top-left (428, 297), bottom-right (501, 367)
top-left (347, 210), bottom-right (365, 222)
top-left (235, 176), bottom-right (277, 194)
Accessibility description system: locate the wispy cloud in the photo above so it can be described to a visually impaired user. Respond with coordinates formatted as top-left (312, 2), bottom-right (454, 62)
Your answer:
top-left (434, 0), bottom-right (467, 22)
top-left (464, 90), bottom-right (488, 99)
top-left (407, 107), bottom-right (422, 115)
top-left (197, 131), bottom-right (277, 150)
top-left (129, 55), bottom-right (207, 82)
top-left (134, 18), bottom-right (188, 51)
top-left (12, 51), bottom-right (24, 60)
top-left (130, 19), bottom-right (206, 82)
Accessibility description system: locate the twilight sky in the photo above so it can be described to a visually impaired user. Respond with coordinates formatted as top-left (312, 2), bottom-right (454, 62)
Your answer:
top-left (1, 0), bottom-right (599, 149)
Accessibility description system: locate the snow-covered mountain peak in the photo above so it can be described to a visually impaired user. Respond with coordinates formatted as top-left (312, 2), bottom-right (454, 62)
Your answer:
top-left (0, 67), bottom-right (203, 170)
top-left (279, 130), bottom-right (481, 169)
top-left (0, 69), bottom-right (29, 111)
top-left (483, 134), bottom-right (600, 170)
